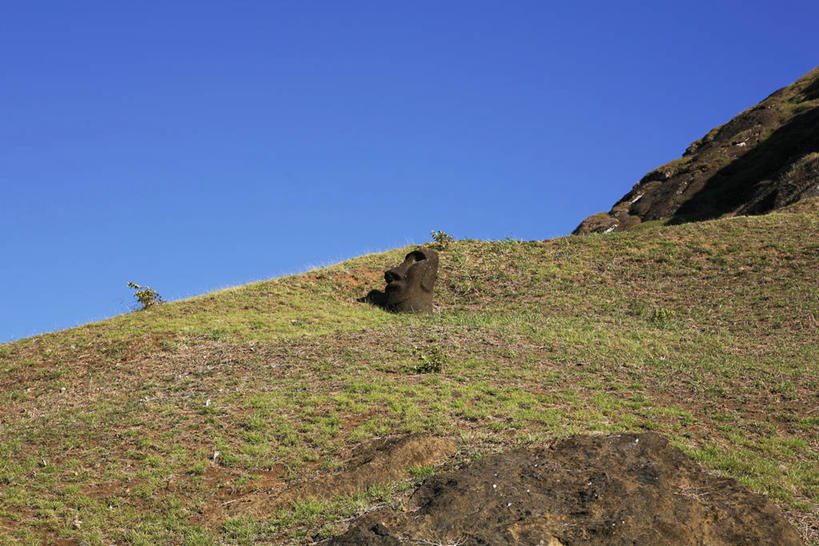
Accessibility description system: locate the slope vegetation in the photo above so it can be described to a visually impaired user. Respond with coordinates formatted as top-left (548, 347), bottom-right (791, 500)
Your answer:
top-left (1, 199), bottom-right (817, 544)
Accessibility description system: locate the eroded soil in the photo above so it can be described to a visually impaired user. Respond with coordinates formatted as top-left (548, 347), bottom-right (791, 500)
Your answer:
top-left (330, 433), bottom-right (803, 545)
top-left (217, 434), bottom-right (456, 521)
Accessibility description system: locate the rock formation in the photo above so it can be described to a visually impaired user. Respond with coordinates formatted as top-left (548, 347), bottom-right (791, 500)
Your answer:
top-left (575, 66), bottom-right (819, 234)
top-left (360, 247), bottom-right (439, 313)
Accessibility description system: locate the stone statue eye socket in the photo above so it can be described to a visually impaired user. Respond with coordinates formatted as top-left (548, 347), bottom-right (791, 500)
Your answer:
top-left (409, 251), bottom-right (427, 261)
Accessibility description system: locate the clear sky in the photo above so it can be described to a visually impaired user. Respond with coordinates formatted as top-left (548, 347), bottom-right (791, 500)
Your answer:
top-left (2, 1), bottom-right (817, 342)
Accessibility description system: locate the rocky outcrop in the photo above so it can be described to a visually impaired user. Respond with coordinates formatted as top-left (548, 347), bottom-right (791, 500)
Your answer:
top-left (574, 66), bottom-right (819, 234)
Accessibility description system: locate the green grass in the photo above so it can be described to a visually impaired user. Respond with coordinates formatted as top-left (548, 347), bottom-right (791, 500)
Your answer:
top-left (0, 199), bottom-right (817, 544)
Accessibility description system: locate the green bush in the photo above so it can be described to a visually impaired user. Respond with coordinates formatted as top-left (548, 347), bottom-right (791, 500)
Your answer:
top-left (412, 346), bottom-right (448, 374)
top-left (127, 282), bottom-right (164, 310)
top-left (430, 229), bottom-right (454, 250)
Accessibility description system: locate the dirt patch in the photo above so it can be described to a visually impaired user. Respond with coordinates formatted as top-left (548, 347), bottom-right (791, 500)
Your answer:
top-left (329, 433), bottom-right (803, 545)
top-left (221, 434), bottom-right (456, 519)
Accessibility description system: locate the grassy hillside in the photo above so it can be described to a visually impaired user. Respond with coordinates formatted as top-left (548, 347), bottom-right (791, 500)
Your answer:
top-left (1, 199), bottom-right (817, 544)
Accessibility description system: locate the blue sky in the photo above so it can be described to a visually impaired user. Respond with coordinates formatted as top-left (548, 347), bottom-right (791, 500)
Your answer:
top-left (1, 1), bottom-right (817, 342)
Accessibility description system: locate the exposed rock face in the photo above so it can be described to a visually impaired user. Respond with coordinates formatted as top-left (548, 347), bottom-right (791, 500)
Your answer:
top-left (360, 247), bottom-right (439, 313)
top-left (574, 66), bottom-right (819, 234)
top-left (330, 433), bottom-right (803, 545)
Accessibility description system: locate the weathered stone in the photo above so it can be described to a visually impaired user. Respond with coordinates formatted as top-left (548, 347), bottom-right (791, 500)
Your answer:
top-left (360, 247), bottom-right (439, 313)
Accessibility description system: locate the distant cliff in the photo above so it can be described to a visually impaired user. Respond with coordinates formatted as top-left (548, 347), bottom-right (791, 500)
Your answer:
top-left (574, 67), bottom-right (819, 234)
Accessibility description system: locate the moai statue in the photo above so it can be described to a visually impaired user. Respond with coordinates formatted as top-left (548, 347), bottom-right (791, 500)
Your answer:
top-left (359, 247), bottom-right (439, 312)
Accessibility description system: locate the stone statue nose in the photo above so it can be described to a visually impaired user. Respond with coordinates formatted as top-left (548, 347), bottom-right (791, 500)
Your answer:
top-left (385, 269), bottom-right (404, 283)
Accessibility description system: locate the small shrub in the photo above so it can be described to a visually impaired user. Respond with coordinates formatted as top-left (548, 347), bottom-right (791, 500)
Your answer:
top-left (430, 230), bottom-right (454, 250)
top-left (127, 282), bottom-right (163, 310)
top-left (649, 307), bottom-right (675, 326)
top-left (411, 346), bottom-right (449, 374)
top-left (188, 460), bottom-right (207, 475)
top-left (629, 301), bottom-right (675, 326)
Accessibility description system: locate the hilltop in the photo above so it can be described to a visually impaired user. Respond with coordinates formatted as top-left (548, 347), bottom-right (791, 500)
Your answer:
top-left (575, 66), bottom-right (819, 234)
top-left (1, 198), bottom-right (816, 543)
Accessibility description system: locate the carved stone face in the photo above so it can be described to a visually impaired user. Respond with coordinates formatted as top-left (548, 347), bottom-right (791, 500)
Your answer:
top-left (383, 247), bottom-right (439, 312)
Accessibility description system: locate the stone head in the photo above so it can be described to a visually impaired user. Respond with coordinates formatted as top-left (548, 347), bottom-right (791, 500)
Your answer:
top-left (383, 247), bottom-right (439, 312)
